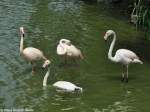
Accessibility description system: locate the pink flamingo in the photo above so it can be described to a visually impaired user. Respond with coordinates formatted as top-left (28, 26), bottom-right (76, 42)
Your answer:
top-left (104, 30), bottom-right (143, 82)
top-left (19, 27), bottom-right (50, 73)
top-left (57, 39), bottom-right (84, 60)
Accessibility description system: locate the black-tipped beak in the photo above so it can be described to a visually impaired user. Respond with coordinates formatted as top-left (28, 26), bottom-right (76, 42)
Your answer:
top-left (42, 65), bottom-right (49, 70)
top-left (23, 33), bottom-right (25, 37)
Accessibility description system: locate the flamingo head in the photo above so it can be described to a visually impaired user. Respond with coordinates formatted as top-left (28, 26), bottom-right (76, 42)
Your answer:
top-left (60, 39), bottom-right (71, 46)
top-left (42, 60), bottom-right (51, 69)
top-left (75, 87), bottom-right (83, 93)
top-left (20, 27), bottom-right (25, 37)
top-left (104, 30), bottom-right (115, 41)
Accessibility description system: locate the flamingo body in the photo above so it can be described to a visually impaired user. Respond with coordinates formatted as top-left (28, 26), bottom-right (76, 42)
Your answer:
top-left (53, 81), bottom-right (82, 92)
top-left (65, 44), bottom-right (82, 57)
top-left (57, 39), bottom-right (83, 59)
top-left (22, 47), bottom-right (44, 62)
top-left (114, 49), bottom-right (143, 65)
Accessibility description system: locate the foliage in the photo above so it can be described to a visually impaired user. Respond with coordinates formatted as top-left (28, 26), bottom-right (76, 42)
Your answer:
top-left (132, 0), bottom-right (150, 38)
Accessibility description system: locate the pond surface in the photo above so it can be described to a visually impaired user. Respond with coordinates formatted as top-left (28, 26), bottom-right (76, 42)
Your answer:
top-left (0, 0), bottom-right (150, 112)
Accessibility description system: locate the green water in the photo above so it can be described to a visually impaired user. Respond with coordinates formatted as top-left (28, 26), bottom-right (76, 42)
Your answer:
top-left (0, 0), bottom-right (150, 112)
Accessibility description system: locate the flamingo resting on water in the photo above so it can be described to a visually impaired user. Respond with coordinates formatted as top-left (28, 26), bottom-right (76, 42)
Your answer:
top-left (53, 81), bottom-right (83, 93)
top-left (19, 27), bottom-right (50, 73)
top-left (104, 30), bottom-right (143, 82)
top-left (57, 39), bottom-right (84, 62)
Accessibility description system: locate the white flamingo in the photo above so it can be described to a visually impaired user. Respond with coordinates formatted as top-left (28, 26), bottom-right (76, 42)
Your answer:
top-left (19, 27), bottom-right (50, 73)
top-left (57, 39), bottom-right (84, 61)
top-left (53, 81), bottom-right (82, 92)
top-left (104, 30), bottom-right (143, 82)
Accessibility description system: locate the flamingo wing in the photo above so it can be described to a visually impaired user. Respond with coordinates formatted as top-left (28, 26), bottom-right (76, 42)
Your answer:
top-left (53, 81), bottom-right (76, 92)
top-left (66, 45), bottom-right (81, 57)
top-left (23, 47), bottom-right (44, 61)
top-left (115, 49), bottom-right (140, 64)
top-left (57, 44), bottom-right (66, 55)
top-left (118, 49), bottom-right (139, 59)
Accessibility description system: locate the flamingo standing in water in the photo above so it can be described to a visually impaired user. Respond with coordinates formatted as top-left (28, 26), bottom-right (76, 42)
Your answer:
top-left (19, 27), bottom-right (50, 73)
top-left (104, 30), bottom-right (143, 82)
top-left (57, 39), bottom-right (84, 62)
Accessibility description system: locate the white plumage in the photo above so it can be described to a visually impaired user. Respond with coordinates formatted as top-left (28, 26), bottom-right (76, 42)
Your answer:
top-left (53, 81), bottom-right (82, 92)
top-left (22, 47), bottom-right (44, 61)
top-left (104, 30), bottom-right (143, 82)
top-left (57, 39), bottom-right (84, 59)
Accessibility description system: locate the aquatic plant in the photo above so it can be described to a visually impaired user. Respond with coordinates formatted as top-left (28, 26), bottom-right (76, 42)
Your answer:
top-left (131, 0), bottom-right (150, 38)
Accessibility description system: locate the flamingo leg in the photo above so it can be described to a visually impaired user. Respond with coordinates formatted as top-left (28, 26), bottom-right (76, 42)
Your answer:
top-left (73, 58), bottom-right (77, 64)
top-left (126, 65), bottom-right (129, 82)
top-left (121, 65), bottom-right (125, 82)
top-left (65, 55), bottom-right (67, 65)
top-left (31, 62), bottom-right (35, 73)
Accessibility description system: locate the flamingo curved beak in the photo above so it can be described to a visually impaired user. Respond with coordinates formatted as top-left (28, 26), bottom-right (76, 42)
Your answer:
top-left (22, 33), bottom-right (25, 37)
top-left (42, 65), bottom-right (49, 71)
top-left (42, 60), bottom-right (51, 70)
top-left (104, 33), bottom-right (108, 42)
top-left (42, 64), bottom-right (49, 69)
top-left (104, 36), bottom-right (107, 42)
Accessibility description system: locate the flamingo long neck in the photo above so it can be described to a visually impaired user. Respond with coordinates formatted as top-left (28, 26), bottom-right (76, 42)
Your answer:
top-left (108, 33), bottom-right (118, 63)
top-left (20, 35), bottom-right (24, 54)
top-left (43, 67), bottom-right (50, 86)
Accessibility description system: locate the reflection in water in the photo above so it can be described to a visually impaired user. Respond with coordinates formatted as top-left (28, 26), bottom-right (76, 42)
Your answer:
top-left (48, 0), bottom-right (82, 12)
top-left (93, 85), bottom-right (136, 112)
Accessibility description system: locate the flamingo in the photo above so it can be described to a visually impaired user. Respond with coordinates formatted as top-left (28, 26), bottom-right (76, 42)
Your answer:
top-left (53, 81), bottom-right (82, 92)
top-left (19, 27), bottom-right (50, 73)
top-left (57, 39), bottom-right (84, 61)
top-left (104, 30), bottom-right (143, 82)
